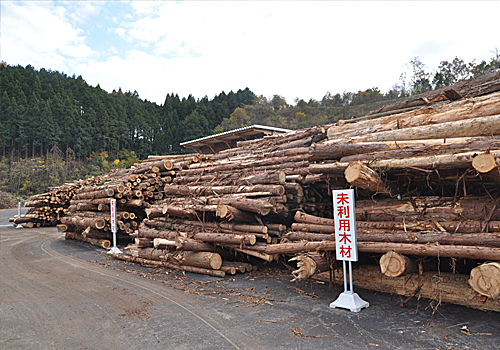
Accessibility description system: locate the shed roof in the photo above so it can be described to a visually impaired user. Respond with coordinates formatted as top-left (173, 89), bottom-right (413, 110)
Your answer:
top-left (180, 124), bottom-right (291, 152)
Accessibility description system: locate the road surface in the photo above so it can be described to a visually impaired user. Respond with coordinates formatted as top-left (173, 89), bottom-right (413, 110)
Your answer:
top-left (1, 210), bottom-right (498, 349)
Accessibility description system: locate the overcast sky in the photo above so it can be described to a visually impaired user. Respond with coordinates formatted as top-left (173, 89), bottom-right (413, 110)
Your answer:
top-left (2, 1), bottom-right (499, 105)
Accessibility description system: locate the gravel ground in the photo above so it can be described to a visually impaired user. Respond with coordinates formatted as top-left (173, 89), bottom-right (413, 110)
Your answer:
top-left (1, 210), bottom-right (499, 350)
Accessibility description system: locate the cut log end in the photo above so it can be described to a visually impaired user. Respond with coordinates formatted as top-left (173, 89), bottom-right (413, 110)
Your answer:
top-left (472, 153), bottom-right (497, 174)
top-left (379, 251), bottom-right (417, 277)
top-left (469, 262), bottom-right (500, 299)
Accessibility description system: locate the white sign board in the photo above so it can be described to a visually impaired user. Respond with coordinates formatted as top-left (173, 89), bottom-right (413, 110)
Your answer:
top-left (110, 198), bottom-right (117, 233)
top-left (332, 189), bottom-right (358, 262)
top-left (18, 202), bottom-right (21, 219)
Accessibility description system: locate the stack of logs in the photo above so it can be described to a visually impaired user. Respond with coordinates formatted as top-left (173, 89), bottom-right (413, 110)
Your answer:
top-left (31, 71), bottom-right (500, 311)
top-left (10, 180), bottom-right (100, 228)
top-left (57, 154), bottom-right (205, 249)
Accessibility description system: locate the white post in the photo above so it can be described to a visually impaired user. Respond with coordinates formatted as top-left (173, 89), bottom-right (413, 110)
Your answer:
top-left (107, 199), bottom-right (122, 255)
top-left (329, 189), bottom-right (369, 312)
top-left (15, 202), bottom-right (22, 228)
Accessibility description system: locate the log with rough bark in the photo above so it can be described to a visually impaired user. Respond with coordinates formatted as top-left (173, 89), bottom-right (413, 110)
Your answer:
top-left (289, 252), bottom-right (331, 281)
top-left (112, 253), bottom-right (226, 277)
top-left (379, 251), bottom-right (418, 277)
top-left (222, 261), bottom-right (253, 273)
top-left (208, 197), bottom-right (274, 216)
top-left (338, 137), bottom-right (500, 163)
top-left (163, 184), bottom-right (285, 196)
top-left (60, 216), bottom-right (106, 230)
top-left (174, 251), bottom-right (222, 270)
top-left (344, 162), bottom-right (395, 195)
top-left (65, 231), bottom-right (110, 249)
top-left (327, 92), bottom-right (500, 142)
top-left (351, 114), bottom-right (500, 143)
top-left (313, 265), bottom-right (500, 312)
top-left (286, 229), bottom-right (500, 247)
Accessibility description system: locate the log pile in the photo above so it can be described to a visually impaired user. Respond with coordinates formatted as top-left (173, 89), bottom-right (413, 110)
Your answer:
top-left (58, 154), bottom-right (204, 248)
top-left (25, 71), bottom-right (500, 311)
top-left (10, 177), bottom-right (106, 228)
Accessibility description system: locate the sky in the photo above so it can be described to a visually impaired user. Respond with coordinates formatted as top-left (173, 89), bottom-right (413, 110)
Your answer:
top-left (1, 1), bottom-right (499, 106)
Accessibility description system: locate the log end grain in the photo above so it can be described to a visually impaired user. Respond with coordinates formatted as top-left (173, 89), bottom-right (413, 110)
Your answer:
top-left (472, 153), bottom-right (497, 173)
top-left (469, 262), bottom-right (500, 299)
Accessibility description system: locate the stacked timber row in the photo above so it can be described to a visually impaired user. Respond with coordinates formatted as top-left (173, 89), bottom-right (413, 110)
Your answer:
top-left (24, 71), bottom-right (500, 311)
top-left (60, 154), bottom-right (204, 248)
top-left (282, 88), bottom-right (500, 311)
top-left (10, 178), bottom-right (105, 228)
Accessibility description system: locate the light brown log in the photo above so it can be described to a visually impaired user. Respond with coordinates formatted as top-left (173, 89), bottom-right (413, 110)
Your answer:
top-left (191, 232), bottom-right (256, 245)
top-left (380, 251), bottom-right (418, 277)
top-left (468, 262), bottom-right (500, 299)
top-left (162, 205), bottom-right (197, 219)
top-left (217, 204), bottom-right (257, 222)
top-left (57, 224), bottom-right (72, 232)
top-left (311, 136), bottom-right (500, 162)
top-left (61, 216), bottom-right (106, 230)
top-left (473, 152), bottom-right (498, 173)
top-left (174, 237), bottom-right (217, 252)
top-left (232, 248), bottom-right (274, 262)
top-left (340, 137), bottom-right (500, 163)
top-left (313, 265), bottom-right (500, 312)
top-left (327, 92), bottom-right (500, 142)
top-left (143, 218), bottom-right (267, 234)
top-left (65, 231), bottom-right (110, 249)
top-left (175, 251), bottom-right (222, 270)
top-left (289, 252), bottom-right (330, 281)
top-left (163, 184), bottom-right (285, 196)
top-left (286, 229), bottom-right (500, 247)
top-left (73, 188), bottom-right (114, 200)
top-left (352, 114), bottom-right (500, 143)
top-left (345, 162), bottom-right (395, 195)
top-left (473, 152), bottom-right (500, 184)
top-left (354, 196), bottom-right (500, 222)
top-left (112, 254), bottom-right (225, 277)
top-left (220, 266), bottom-right (237, 275)
top-left (208, 197), bottom-right (274, 216)
top-left (222, 261), bottom-right (252, 273)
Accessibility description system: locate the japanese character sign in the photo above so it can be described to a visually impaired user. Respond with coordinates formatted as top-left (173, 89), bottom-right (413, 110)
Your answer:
top-left (333, 189), bottom-right (358, 261)
top-left (110, 198), bottom-right (117, 233)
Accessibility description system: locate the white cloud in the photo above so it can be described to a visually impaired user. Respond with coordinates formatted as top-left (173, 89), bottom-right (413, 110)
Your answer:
top-left (1, 2), bottom-right (96, 71)
top-left (2, 1), bottom-right (499, 106)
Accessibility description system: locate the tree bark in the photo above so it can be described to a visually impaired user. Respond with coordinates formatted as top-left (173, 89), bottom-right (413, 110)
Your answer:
top-left (344, 162), bottom-right (395, 195)
top-left (313, 265), bottom-right (500, 312)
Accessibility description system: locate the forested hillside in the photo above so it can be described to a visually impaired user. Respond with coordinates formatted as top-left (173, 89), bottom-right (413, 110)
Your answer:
top-left (0, 50), bottom-right (498, 198)
top-left (0, 64), bottom-right (255, 159)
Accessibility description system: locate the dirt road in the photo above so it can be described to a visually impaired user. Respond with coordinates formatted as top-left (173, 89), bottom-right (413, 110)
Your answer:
top-left (1, 219), bottom-right (499, 349)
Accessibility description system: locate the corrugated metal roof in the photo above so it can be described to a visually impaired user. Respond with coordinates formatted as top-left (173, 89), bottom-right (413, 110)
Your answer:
top-left (180, 124), bottom-right (291, 146)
